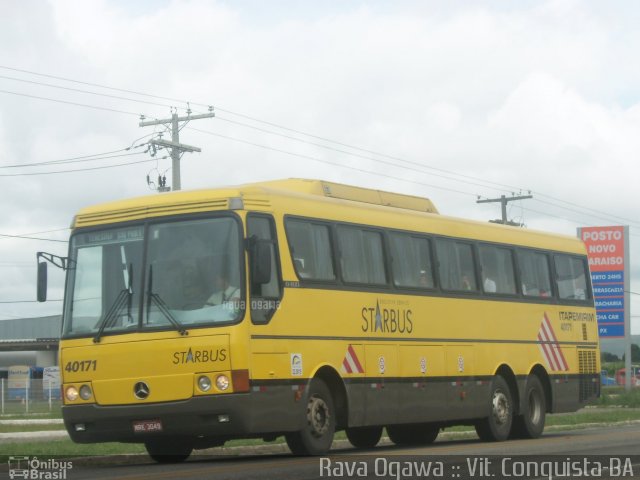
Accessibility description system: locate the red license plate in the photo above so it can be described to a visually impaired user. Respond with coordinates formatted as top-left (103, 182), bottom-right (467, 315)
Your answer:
top-left (132, 419), bottom-right (163, 433)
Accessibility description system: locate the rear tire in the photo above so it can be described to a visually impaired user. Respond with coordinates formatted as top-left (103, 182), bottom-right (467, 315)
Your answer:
top-left (475, 375), bottom-right (513, 442)
top-left (145, 438), bottom-right (193, 463)
top-left (387, 424), bottom-right (439, 446)
top-left (511, 375), bottom-right (546, 439)
top-left (346, 426), bottom-right (383, 449)
top-left (285, 379), bottom-right (335, 455)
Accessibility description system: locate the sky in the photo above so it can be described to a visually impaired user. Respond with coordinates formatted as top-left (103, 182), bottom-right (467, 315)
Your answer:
top-left (1, 0), bottom-right (639, 334)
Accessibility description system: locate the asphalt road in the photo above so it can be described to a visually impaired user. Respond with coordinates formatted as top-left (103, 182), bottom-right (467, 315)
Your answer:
top-left (6, 425), bottom-right (640, 480)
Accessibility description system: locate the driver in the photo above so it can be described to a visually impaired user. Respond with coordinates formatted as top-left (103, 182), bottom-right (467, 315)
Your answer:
top-left (206, 273), bottom-right (240, 306)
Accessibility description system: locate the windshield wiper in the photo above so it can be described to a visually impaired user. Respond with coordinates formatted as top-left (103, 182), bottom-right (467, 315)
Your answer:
top-left (93, 263), bottom-right (134, 343)
top-left (146, 265), bottom-right (188, 336)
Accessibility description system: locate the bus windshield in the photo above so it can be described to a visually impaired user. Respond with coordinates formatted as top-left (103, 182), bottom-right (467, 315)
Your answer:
top-left (63, 216), bottom-right (243, 337)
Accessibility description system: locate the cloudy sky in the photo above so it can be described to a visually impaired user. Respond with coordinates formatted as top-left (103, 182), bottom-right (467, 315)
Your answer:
top-left (1, 0), bottom-right (639, 334)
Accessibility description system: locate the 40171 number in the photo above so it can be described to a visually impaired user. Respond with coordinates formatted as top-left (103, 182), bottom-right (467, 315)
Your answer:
top-left (65, 360), bottom-right (97, 373)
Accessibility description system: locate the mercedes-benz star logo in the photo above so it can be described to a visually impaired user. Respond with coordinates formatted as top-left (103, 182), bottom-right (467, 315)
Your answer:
top-left (133, 381), bottom-right (150, 400)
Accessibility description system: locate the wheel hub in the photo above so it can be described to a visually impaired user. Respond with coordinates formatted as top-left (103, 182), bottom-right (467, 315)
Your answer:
top-left (528, 390), bottom-right (541, 425)
top-left (492, 390), bottom-right (510, 425)
top-left (307, 395), bottom-right (330, 437)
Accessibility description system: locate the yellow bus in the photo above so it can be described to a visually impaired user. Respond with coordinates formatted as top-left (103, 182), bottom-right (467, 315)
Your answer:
top-left (37, 179), bottom-right (599, 462)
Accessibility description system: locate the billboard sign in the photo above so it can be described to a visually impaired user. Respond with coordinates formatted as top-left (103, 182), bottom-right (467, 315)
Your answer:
top-left (7, 365), bottom-right (30, 390)
top-left (43, 366), bottom-right (61, 400)
top-left (578, 226), bottom-right (629, 338)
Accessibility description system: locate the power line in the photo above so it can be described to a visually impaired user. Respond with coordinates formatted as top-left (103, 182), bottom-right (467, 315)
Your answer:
top-left (0, 73), bottom-right (176, 111)
top-left (0, 228), bottom-right (69, 242)
top-left (0, 155), bottom-right (164, 177)
top-left (0, 150), bottom-right (143, 170)
top-left (189, 127), bottom-right (477, 198)
top-left (0, 299), bottom-right (63, 303)
top-left (0, 89), bottom-right (141, 116)
top-left (0, 233), bottom-right (68, 242)
top-left (535, 193), bottom-right (640, 228)
top-left (0, 65), bottom-right (516, 193)
top-left (2, 65), bottom-right (639, 231)
top-left (0, 64), bottom-right (190, 108)
top-left (215, 116), bottom-right (512, 195)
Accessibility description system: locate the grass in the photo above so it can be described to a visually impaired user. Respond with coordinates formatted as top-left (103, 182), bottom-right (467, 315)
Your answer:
top-left (2, 388), bottom-right (639, 463)
top-left (597, 387), bottom-right (640, 408)
top-left (0, 402), bottom-right (62, 417)
top-left (0, 424), bottom-right (64, 434)
top-left (3, 409), bottom-right (640, 463)
top-left (547, 408), bottom-right (640, 426)
top-left (0, 440), bottom-right (147, 464)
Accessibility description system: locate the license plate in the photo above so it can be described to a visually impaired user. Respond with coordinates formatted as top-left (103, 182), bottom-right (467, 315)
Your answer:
top-left (132, 419), bottom-right (163, 433)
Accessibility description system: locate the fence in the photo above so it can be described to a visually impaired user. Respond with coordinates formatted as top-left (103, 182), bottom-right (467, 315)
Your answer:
top-left (0, 378), bottom-right (62, 415)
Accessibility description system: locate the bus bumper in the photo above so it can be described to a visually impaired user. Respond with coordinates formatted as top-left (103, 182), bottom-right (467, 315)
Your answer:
top-left (62, 390), bottom-right (298, 444)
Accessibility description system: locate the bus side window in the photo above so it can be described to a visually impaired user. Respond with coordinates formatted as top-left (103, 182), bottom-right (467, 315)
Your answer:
top-left (285, 219), bottom-right (336, 281)
top-left (435, 239), bottom-right (478, 292)
top-left (554, 255), bottom-right (589, 301)
top-left (517, 250), bottom-right (552, 298)
top-left (388, 232), bottom-right (434, 289)
top-left (478, 245), bottom-right (516, 295)
top-left (247, 214), bottom-right (282, 323)
top-left (336, 226), bottom-right (387, 285)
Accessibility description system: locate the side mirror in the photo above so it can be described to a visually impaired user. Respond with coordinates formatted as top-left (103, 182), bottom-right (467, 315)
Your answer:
top-left (252, 241), bottom-right (272, 285)
top-left (37, 262), bottom-right (48, 302)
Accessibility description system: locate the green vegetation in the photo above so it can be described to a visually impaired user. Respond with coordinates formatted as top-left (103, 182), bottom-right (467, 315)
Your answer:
top-left (548, 408), bottom-right (640, 425)
top-left (0, 423), bottom-right (64, 434)
top-left (3, 410), bottom-right (640, 463)
top-left (0, 440), bottom-right (147, 464)
top-left (0, 402), bottom-right (62, 417)
top-left (597, 387), bottom-right (640, 408)
top-left (601, 361), bottom-right (624, 377)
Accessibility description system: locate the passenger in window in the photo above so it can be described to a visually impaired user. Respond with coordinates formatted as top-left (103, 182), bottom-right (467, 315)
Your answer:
top-left (461, 273), bottom-right (473, 291)
top-left (206, 273), bottom-right (240, 306)
top-left (483, 276), bottom-right (497, 293)
top-left (482, 264), bottom-right (497, 293)
top-left (419, 269), bottom-right (432, 288)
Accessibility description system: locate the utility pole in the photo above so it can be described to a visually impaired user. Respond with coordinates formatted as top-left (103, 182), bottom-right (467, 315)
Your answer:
top-left (139, 107), bottom-right (214, 191)
top-left (476, 193), bottom-right (533, 226)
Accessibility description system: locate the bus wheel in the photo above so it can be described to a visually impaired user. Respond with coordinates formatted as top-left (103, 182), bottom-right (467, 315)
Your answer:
top-left (285, 379), bottom-right (336, 455)
top-left (475, 375), bottom-right (513, 442)
top-left (346, 426), bottom-right (383, 449)
top-left (387, 424), bottom-right (439, 446)
top-left (145, 438), bottom-right (193, 463)
top-left (511, 375), bottom-right (546, 439)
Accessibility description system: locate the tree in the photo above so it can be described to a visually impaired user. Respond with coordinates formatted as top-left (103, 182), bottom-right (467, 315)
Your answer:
top-left (601, 351), bottom-right (620, 363)
top-left (621, 344), bottom-right (640, 363)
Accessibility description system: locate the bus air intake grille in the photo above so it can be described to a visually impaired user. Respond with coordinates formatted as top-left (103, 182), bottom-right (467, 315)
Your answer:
top-left (578, 349), bottom-right (597, 402)
top-left (75, 199), bottom-right (229, 226)
top-left (242, 197), bottom-right (271, 208)
top-left (582, 323), bottom-right (588, 341)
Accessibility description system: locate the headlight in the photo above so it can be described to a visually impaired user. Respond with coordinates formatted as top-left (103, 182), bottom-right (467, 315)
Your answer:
top-left (65, 386), bottom-right (79, 401)
top-left (79, 384), bottom-right (92, 400)
top-left (215, 374), bottom-right (230, 391)
top-left (198, 375), bottom-right (212, 392)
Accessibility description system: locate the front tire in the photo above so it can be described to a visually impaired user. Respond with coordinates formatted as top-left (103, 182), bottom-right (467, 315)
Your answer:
top-left (285, 379), bottom-right (335, 455)
top-left (475, 375), bottom-right (513, 442)
top-left (387, 424), bottom-right (439, 446)
top-left (145, 438), bottom-right (193, 463)
top-left (346, 426), bottom-right (383, 449)
top-left (511, 375), bottom-right (546, 439)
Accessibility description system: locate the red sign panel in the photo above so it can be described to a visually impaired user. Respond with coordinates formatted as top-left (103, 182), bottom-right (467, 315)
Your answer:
top-left (580, 226), bottom-right (625, 272)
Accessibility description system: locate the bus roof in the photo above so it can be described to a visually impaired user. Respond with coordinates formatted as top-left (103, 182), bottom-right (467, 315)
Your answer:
top-left (73, 178), bottom-right (586, 254)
